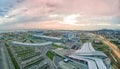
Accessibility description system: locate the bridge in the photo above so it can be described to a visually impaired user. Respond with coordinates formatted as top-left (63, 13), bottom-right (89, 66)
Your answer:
top-left (10, 41), bottom-right (53, 47)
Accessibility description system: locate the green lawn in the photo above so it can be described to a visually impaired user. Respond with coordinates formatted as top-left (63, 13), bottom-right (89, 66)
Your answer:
top-left (46, 51), bottom-right (54, 60)
top-left (41, 64), bottom-right (49, 69)
top-left (5, 43), bottom-right (21, 69)
top-left (82, 39), bottom-right (89, 43)
top-left (24, 57), bottom-right (44, 68)
top-left (52, 43), bottom-right (67, 49)
top-left (14, 47), bottom-right (40, 61)
top-left (30, 40), bottom-right (34, 43)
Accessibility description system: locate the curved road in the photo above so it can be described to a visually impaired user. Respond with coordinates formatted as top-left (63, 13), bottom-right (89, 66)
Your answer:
top-left (99, 35), bottom-right (120, 63)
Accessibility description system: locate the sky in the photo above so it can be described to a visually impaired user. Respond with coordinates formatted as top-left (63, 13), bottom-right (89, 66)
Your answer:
top-left (0, 0), bottom-right (120, 30)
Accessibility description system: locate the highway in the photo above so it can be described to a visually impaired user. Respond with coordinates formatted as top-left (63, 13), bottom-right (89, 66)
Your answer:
top-left (41, 46), bottom-right (56, 69)
top-left (0, 47), bottom-right (9, 69)
top-left (98, 35), bottom-right (120, 63)
top-left (0, 42), bottom-right (15, 69)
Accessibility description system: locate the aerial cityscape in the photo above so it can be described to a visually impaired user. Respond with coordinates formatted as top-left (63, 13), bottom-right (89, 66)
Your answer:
top-left (0, 0), bottom-right (120, 69)
top-left (0, 29), bottom-right (120, 69)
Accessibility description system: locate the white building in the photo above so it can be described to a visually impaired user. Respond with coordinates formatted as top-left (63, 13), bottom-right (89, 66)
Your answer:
top-left (67, 42), bottom-right (111, 69)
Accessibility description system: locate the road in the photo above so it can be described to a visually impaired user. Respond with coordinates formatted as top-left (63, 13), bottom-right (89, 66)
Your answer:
top-left (98, 35), bottom-right (120, 63)
top-left (0, 42), bottom-right (15, 69)
top-left (41, 46), bottom-right (56, 69)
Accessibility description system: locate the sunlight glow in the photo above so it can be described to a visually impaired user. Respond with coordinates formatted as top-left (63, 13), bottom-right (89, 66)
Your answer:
top-left (63, 14), bottom-right (79, 25)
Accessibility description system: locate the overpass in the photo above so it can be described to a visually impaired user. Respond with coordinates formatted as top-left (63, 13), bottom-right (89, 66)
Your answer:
top-left (10, 41), bottom-right (52, 47)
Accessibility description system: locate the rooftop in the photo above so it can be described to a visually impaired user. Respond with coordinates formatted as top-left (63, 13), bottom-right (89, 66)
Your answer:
top-left (10, 41), bottom-right (52, 46)
top-left (33, 35), bottom-right (61, 40)
top-left (75, 42), bottom-right (95, 53)
top-left (68, 42), bottom-right (108, 69)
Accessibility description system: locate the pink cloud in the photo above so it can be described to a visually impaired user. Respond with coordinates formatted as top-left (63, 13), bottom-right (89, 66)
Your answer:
top-left (1, 0), bottom-right (120, 30)
top-left (12, 0), bottom-right (120, 16)
top-left (11, 20), bottom-right (115, 30)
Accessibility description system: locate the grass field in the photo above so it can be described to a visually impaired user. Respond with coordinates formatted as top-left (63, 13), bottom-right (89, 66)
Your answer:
top-left (52, 43), bottom-right (67, 49)
top-left (46, 51), bottom-right (55, 60)
top-left (5, 43), bottom-right (21, 69)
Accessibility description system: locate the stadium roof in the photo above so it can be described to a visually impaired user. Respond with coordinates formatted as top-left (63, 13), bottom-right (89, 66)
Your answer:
top-left (74, 51), bottom-right (107, 57)
top-left (75, 42), bottom-right (95, 53)
top-left (69, 55), bottom-right (107, 69)
top-left (69, 55), bottom-right (98, 69)
top-left (68, 42), bottom-right (108, 69)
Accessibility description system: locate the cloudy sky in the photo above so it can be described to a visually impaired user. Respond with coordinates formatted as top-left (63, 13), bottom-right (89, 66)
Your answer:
top-left (0, 0), bottom-right (120, 30)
